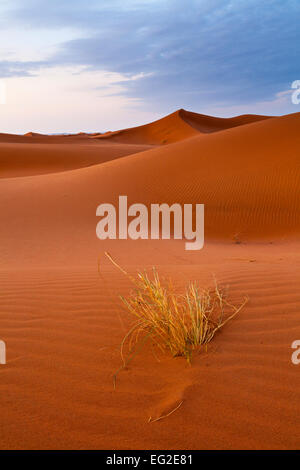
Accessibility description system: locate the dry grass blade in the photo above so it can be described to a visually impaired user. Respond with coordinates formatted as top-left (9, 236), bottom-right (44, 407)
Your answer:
top-left (148, 401), bottom-right (184, 423)
top-left (101, 253), bottom-right (248, 386)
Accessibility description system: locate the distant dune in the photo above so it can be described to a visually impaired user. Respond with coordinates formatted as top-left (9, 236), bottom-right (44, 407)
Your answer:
top-left (0, 139), bottom-right (153, 178)
top-left (0, 108), bottom-right (299, 450)
top-left (24, 131), bottom-right (46, 137)
top-left (0, 109), bottom-right (272, 177)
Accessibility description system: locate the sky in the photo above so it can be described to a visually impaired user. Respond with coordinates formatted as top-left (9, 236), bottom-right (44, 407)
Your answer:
top-left (0, 0), bottom-right (299, 133)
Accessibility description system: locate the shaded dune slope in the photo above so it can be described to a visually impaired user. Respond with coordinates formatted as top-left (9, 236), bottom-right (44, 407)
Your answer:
top-left (180, 109), bottom-right (271, 133)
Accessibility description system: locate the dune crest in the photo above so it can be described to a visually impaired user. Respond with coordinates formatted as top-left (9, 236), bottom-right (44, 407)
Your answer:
top-left (179, 108), bottom-right (271, 133)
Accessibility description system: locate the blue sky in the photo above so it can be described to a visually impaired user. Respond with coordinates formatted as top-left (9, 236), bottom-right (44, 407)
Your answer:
top-left (0, 0), bottom-right (299, 133)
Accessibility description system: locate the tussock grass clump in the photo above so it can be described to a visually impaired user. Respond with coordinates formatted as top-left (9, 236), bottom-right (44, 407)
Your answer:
top-left (103, 253), bottom-right (248, 385)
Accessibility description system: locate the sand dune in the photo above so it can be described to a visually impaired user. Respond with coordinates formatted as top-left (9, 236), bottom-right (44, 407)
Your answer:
top-left (0, 109), bottom-right (299, 449)
top-left (90, 111), bottom-right (299, 240)
top-left (0, 108), bottom-right (272, 177)
top-left (24, 132), bottom-right (46, 137)
top-left (0, 140), bottom-right (153, 178)
top-left (0, 111), bottom-right (298, 268)
top-left (92, 109), bottom-right (270, 145)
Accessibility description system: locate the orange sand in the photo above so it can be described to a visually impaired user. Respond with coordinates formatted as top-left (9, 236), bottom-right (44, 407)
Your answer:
top-left (0, 109), bottom-right (299, 449)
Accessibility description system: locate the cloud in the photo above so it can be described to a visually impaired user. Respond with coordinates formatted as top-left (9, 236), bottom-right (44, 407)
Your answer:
top-left (1, 0), bottom-right (300, 116)
top-left (0, 65), bottom-right (161, 133)
top-left (202, 88), bottom-right (298, 118)
top-left (0, 60), bottom-right (45, 78)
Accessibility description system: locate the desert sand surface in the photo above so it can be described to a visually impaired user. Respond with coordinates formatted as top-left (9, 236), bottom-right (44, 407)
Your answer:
top-left (0, 109), bottom-right (299, 449)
